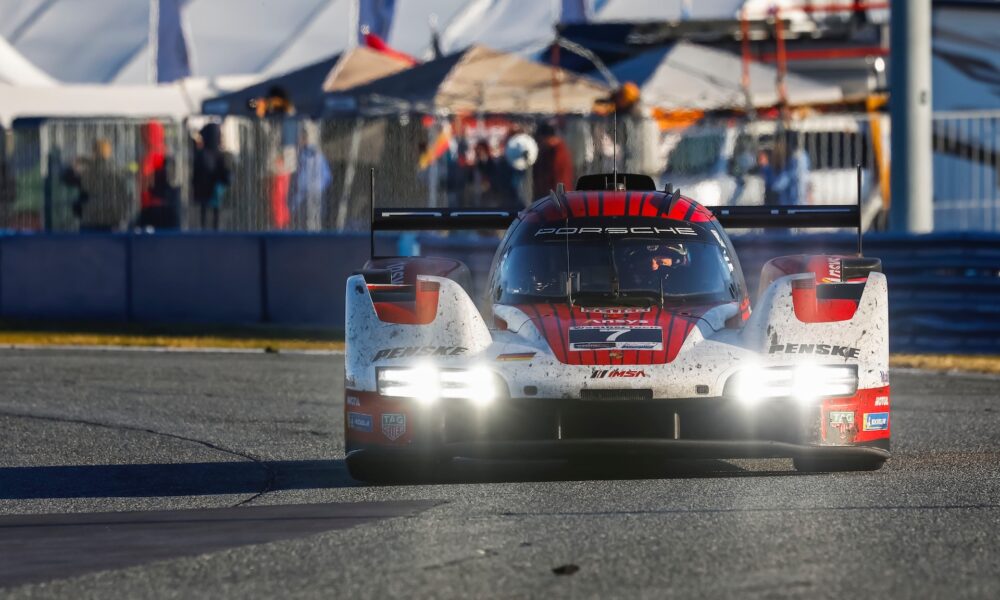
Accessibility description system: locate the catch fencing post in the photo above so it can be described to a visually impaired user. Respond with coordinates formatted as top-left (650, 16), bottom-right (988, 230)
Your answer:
top-left (889, 0), bottom-right (934, 233)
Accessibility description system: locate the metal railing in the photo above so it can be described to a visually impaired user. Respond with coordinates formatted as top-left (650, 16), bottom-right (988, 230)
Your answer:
top-left (2, 111), bottom-right (997, 233)
top-left (932, 110), bottom-right (1000, 232)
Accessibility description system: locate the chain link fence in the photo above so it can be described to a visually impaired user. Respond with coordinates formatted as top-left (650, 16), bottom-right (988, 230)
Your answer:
top-left (5, 110), bottom-right (998, 233)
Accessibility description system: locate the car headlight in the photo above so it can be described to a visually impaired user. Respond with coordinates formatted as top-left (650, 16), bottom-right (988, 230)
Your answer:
top-left (731, 364), bottom-right (857, 405)
top-left (377, 365), bottom-right (498, 407)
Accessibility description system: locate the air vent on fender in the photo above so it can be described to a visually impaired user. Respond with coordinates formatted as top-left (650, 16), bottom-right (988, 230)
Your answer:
top-left (791, 279), bottom-right (860, 323)
top-left (369, 281), bottom-right (440, 325)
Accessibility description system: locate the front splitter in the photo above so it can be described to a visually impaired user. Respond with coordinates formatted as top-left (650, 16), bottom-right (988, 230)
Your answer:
top-left (349, 438), bottom-right (891, 462)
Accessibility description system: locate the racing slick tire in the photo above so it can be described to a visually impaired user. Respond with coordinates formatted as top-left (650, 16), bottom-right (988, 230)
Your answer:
top-left (792, 455), bottom-right (886, 473)
top-left (345, 452), bottom-right (440, 484)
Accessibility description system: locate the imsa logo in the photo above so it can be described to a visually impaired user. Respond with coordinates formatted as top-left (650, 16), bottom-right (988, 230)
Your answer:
top-left (591, 369), bottom-right (648, 379)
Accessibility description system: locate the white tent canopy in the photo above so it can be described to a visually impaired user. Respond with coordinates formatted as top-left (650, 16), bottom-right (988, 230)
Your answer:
top-left (611, 41), bottom-right (844, 111)
top-left (0, 35), bottom-right (55, 86)
top-left (0, 76), bottom-right (257, 126)
top-left (0, 0), bottom-right (770, 85)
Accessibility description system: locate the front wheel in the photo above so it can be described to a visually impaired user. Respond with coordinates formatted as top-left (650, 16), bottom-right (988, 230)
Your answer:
top-left (793, 455), bottom-right (886, 473)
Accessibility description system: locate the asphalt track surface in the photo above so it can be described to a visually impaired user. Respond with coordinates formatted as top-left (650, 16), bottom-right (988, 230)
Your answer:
top-left (0, 348), bottom-right (998, 599)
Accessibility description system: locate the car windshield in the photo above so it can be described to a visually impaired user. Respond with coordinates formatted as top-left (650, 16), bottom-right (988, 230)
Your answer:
top-left (498, 237), bottom-right (735, 306)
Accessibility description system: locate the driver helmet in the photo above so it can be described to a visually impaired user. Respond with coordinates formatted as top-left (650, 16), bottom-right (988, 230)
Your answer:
top-left (647, 243), bottom-right (689, 271)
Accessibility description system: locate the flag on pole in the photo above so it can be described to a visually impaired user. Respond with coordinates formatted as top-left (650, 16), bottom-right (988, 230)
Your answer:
top-left (561, 0), bottom-right (588, 24)
top-left (156, 0), bottom-right (192, 83)
top-left (359, 0), bottom-right (397, 41)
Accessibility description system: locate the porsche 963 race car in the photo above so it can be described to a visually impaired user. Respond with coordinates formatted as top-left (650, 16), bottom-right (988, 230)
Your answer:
top-left (344, 173), bottom-right (889, 481)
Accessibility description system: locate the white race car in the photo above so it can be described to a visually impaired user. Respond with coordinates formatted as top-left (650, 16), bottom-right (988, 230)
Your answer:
top-left (344, 173), bottom-right (889, 481)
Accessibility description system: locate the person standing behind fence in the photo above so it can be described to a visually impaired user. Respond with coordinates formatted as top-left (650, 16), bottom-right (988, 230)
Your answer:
top-left (532, 121), bottom-right (574, 200)
top-left (769, 134), bottom-right (811, 206)
top-left (138, 120), bottom-right (180, 230)
top-left (63, 139), bottom-right (130, 231)
top-left (289, 124), bottom-right (331, 231)
top-left (757, 149), bottom-right (780, 207)
top-left (501, 128), bottom-right (537, 210)
top-left (191, 123), bottom-right (231, 231)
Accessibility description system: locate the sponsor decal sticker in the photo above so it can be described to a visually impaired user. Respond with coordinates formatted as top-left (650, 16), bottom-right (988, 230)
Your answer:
top-left (874, 395), bottom-right (889, 407)
top-left (829, 411), bottom-right (854, 425)
top-left (534, 226), bottom-right (699, 237)
top-left (768, 343), bottom-right (860, 359)
top-left (583, 319), bottom-right (649, 325)
top-left (496, 352), bottom-right (535, 362)
top-left (374, 346), bottom-right (467, 361)
top-left (346, 395), bottom-right (361, 407)
top-left (385, 262), bottom-right (407, 284)
top-left (826, 409), bottom-right (857, 441)
top-left (381, 413), bottom-right (406, 441)
top-left (582, 307), bottom-right (650, 315)
top-left (822, 257), bottom-right (842, 283)
top-left (569, 326), bottom-right (663, 351)
top-left (863, 412), bottom-right (889, 431)
top-left (347, 412), bottom-right (373, 432)
top-left (591, 369), bottom-right (648, 379)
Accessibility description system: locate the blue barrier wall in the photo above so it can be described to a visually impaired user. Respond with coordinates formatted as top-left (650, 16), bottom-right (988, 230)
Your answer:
top-left (0, 232), bottom-right (997, 353)
top-left (0, 236), bottom-right (128, 320)
top-left (131, 235), bottom-right (264, 323)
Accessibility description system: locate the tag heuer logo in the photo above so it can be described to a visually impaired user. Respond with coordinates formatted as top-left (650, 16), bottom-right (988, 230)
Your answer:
top-left (381, 413), bottom-right (406, 441)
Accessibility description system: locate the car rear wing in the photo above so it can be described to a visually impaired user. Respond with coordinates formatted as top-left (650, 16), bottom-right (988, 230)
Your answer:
top-left (372, 209), bottom-right (517, 231)
top-left (705, 204), bottom-right (859, 229)
top-left (368, 166), bottom-right (865, 256)
top-left (370, 205), bottom-right (859, 231)
top-left (708, 162), bottom-right (865, 255)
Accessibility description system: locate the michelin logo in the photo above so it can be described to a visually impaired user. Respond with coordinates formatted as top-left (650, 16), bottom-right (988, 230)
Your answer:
top-left (347, 412), bottom-right (373, 432)
top-left (863, 412), bottom-right (889, 431)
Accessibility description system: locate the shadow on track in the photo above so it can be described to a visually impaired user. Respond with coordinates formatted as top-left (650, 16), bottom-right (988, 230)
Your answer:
top-left (379, 457), bottom-right (800, 486)
top-left (0, 457), bottom-right (801, 499)
top-left (0, 460), bottom-right (358, 499)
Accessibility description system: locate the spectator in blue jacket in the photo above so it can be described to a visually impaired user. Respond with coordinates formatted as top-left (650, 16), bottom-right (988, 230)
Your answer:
top-left (770, 135), bottom-right (811, 205)
top-left (290, 125), bottom-right (332, 231)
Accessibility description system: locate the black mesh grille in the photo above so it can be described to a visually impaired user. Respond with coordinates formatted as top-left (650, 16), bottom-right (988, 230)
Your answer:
top-left (580, 388), bottom-right (654, 402)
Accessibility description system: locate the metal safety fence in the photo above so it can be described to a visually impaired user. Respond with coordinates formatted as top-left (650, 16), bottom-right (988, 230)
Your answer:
top-left (1, 112), bottom-right (892, 233)
top-left (933, 110), bottom-right (1000, 232)
top-left (3, 110), bottom-right (999, 233)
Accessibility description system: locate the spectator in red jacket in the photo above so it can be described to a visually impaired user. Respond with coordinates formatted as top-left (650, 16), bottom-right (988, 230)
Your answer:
top-left (137, 120), bottom-right (180, 230)
top-left (532, 121), bottom-right (574, 200)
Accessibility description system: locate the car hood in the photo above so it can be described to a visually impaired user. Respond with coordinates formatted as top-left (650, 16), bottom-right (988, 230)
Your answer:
top-left (504, 302), bottom-right (724, 366)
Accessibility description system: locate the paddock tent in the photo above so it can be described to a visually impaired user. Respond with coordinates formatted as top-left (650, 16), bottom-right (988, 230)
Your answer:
top-left (324, 45), bottom-right (611, 115)
top-left (0, 77), bottom-right (257, 126)
top-left (608, 41), bottom-right (844, 111)
top-left (0, 0), bottom-right (771, 85)
top-left (201, 47), bottom-right (412, 117)
top-left (0, 85), bottom-right (191, 127)
top-left (0, 36), bottom-right (55, 85)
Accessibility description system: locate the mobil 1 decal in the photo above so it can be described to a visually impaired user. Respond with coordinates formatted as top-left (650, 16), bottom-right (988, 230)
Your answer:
top-left (568, 326), bottom-right (663, 351)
